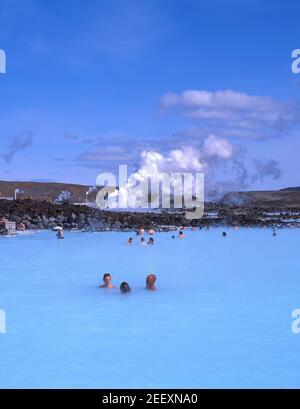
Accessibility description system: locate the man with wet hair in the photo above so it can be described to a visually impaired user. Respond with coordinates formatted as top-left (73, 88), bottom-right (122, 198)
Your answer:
top-left (146, 274), bottom-right (157, 291)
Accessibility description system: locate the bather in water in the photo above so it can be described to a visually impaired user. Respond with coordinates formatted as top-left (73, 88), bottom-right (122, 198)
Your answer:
top-left (56, 228), bottom-right (64, 239)
top-left (146, 274), bottom-right (157, 291)
top-left (17, 222), bottom-right (26, 231)
top-left (147, 237), bottom-right (155, 245)
top-left (178, 230), bottom-right (185, 239)
top-left (120, 282), bottom-right (131, 294)
top-left (99, 273), bottom-right (115, 289)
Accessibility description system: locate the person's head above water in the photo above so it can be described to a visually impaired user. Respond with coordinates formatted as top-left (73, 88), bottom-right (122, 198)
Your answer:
top-left (99, 273), bottom-right (114, 288)
top-left (128, 237), bottom-right (133, 244)
top-left (146, 274), bottom-right (157, 290)
top-left (148, 237), bottom-right (154, 244)
top-left (103, 273), bottom-right (112, 285)
top-left (120, 282), bottom-right (131, 293)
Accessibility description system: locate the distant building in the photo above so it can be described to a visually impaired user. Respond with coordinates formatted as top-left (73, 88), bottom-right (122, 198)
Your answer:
top-left (0, 220), bottom-right (16, 235)
top-left (4, 221), bottom-right (16, 235)
top-left (0, 197), bottom-right (14, 201)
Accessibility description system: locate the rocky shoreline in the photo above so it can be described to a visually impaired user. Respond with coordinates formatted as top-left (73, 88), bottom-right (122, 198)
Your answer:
top-left (0, 199), bottom-right (300, 233)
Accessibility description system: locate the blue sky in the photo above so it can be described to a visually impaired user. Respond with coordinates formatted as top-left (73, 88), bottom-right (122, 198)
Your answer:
top-left (0, 0), bottom-right (300, 191)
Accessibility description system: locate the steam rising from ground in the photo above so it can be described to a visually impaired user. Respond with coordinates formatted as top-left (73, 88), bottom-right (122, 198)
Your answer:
top-left (97, 132), bottom-right (283, 207)
top-left (1, 132), bottom-right (33, 163)
top-left (98, 134), bottom-right (244, 207)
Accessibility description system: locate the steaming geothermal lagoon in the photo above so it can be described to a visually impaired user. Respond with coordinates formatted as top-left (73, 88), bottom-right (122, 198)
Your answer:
top-left (0, 227), bottom-right (300, 388)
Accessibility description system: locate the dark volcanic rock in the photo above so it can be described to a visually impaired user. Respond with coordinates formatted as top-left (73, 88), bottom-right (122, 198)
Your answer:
top-left (0, 198), bottom-right (299, 231)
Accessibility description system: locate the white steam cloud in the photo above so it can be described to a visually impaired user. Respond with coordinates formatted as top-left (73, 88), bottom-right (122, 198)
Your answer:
top-left (202, 134), bottom-right (234, 160)
top-left (102, 135), bottom-right (237, 207)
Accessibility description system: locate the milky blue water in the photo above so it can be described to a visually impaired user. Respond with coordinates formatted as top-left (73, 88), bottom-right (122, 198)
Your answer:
top-left (0, 228), bottom-right (300, 388)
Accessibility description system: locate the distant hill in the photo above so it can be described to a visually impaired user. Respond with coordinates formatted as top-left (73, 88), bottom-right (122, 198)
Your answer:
top-left (279, 186), bottom-right (300, 192)
top-left (1, 180), bottom-right (300, 209)
top-left (0, 180), bottom-right (97, 203)
top-left (221, 189), bottom-right (300, 208)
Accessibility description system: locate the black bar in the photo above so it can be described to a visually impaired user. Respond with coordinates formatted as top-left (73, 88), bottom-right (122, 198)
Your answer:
top-left (0, 389), bottom-right (299, 407)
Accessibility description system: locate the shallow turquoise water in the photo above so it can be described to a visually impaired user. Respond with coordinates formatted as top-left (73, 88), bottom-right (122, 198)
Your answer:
top-left (0, 228), bottom-right (300, 388)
